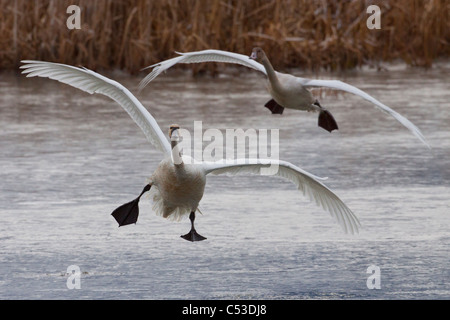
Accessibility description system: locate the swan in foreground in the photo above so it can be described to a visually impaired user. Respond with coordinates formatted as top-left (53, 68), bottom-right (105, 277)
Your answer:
top-left (21, 60), bottom-right (360, 241)
top-left (139, 48), bottom-right (429, 147)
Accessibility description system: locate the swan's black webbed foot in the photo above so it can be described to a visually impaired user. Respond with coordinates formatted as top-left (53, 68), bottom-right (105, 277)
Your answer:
top-left (318, 109), bottom-right (339, 132)
top-left (264, 99), bottom-right (285, 114)
top-left (181, 211), bottom-right (207, 242)
top-left (315, 100), bottom-right (338, 132)
top-left (111, 184), bottom-right (151, 227)
top-left (181, 229), bottom-right (207, 242)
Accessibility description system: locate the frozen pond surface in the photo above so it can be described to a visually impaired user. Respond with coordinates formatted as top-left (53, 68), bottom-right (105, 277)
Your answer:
top-left (0, 63), bottom-right (449, 299)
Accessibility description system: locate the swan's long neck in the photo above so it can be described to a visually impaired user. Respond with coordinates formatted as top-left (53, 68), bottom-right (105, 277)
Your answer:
top-left (171, 133), bottom-right (184, 168)
top-left (261, 55), bottom-right (281, 89)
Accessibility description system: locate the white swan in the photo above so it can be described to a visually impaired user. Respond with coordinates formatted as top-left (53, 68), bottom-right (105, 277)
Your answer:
top-left (139, 48), bottom-right (430, 148)
top-left (20, 60), bottom-right (360, 241)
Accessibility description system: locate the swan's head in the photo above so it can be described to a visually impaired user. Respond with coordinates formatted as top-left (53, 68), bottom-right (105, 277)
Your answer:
top-left (250, 47), bottom-right (265, 62)
top-left (169, 124), bottom-right (180, 141)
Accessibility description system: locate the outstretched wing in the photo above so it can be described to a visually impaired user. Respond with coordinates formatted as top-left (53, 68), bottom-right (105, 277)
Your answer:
top-left (21, 60), bottom-right (172, 155)
top-left (202, 159), bottom-right (360, 234)
top-left (139, 49), bottom-right (267, 90)
top-left (300, 78), bottom-right (430, 148)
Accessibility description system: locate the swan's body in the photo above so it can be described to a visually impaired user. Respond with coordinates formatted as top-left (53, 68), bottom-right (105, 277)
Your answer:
top-left (151, 155), bottom-right (206, 221)
top-left (140, 48), bottom-right (429, 147)
top-left (21, 60), bottom-right (360, 240)
top-left (266, 72), bottom-right (316, 111)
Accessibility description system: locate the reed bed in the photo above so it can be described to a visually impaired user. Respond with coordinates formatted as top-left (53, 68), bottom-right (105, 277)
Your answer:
top-left (0, 0), bottom-right (448, 74)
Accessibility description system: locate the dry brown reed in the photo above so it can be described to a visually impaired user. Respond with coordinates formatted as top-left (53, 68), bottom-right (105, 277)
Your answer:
top-left (0, 0), bottom-right (448, 74)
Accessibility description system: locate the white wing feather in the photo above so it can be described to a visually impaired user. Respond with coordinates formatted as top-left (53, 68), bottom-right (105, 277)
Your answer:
top-left (299, 78), bottom-right (430, 148)
top-left (139, 49), bottom-right (267, 90)
top-left (20, 60), bottom-right (171, 155)
top-left (202, 159), bottom-right (360, 234)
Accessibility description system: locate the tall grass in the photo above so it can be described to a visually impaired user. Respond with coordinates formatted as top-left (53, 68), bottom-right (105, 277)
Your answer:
top-left (0, 0), bottom-right (448, 73)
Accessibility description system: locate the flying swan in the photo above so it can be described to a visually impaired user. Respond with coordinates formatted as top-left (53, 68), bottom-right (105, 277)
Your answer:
top-left (21, 60), bottom-right (360, 241)
top-left (139, 48), bottom-right (429, 148)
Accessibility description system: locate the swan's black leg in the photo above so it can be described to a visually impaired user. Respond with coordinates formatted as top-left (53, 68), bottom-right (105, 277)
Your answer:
top-left (315, 100), bottom-right (339, 132)
top-left (111, 184), bottom-right (151, 227)
top-left (181, 211), bottom-right (207, 242)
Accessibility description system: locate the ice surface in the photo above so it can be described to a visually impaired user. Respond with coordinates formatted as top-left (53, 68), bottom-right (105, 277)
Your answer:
top-left (0, 64), bottom-right (448, 299)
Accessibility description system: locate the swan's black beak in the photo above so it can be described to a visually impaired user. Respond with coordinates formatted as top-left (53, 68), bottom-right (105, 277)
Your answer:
top-left (111, 184), bottom-right (151, 227)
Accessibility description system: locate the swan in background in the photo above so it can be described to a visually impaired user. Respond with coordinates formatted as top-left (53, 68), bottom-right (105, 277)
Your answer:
top-left (139, 48), bottom-right (430, 148)
top-left (21, 60), bottom-right (360, 240)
